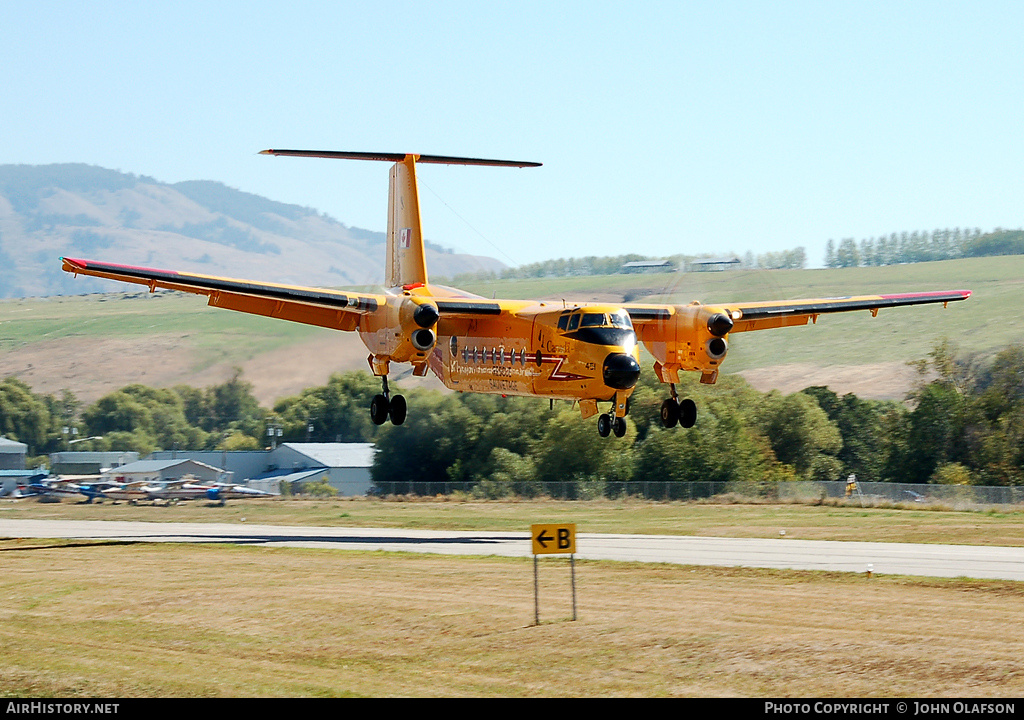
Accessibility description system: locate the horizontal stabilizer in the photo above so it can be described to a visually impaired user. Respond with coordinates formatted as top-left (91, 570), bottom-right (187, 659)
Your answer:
top-left (260, 149), bottom-right (541, 168)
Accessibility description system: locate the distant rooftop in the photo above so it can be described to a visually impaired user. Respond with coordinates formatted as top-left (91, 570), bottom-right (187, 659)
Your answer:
top-left (0, 437), bottom-right (28, 452)
top-left (112, 458), bottom-right (225, 474)
top-left (279, 443), bottom-right (376, 469)
top-left (687, 256), bottom-right (741, 265)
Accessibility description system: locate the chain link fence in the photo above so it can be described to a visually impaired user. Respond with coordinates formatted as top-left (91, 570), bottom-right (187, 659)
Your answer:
top-left (370, 479), bottom-right (1024, 509)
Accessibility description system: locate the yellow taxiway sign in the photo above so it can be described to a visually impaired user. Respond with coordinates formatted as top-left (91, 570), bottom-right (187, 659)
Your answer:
top-left (531, 523), bottom-right (576, 555)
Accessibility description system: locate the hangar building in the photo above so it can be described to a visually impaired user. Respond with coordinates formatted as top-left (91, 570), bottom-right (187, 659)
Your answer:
top-left (0, 437), bottom-right (27, 470)
top-left (146, 442), bottom-right (375, 496)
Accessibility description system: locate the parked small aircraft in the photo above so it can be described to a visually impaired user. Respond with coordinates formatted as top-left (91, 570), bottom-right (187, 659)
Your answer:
top-left (62, 151), bottom-right (971, 437)
top-left (96, 481), bottom-right (151, 504)
top-left (96, 479), bottom-right (275, 504)
top-left (141, 480), bottom-right (276, 504)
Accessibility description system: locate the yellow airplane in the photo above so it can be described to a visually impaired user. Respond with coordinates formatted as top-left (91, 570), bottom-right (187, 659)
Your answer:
top-left (61, 150), bottom-right (972, 438)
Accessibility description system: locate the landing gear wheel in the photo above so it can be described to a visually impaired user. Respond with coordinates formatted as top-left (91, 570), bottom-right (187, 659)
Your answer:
top-left (597, 413), bottom-right (612, 438)
top-left (679, 398), bottom-right (697, 429)
top-left (388, 394), bottom-right (407, 425)
top-left (613, 416), bottom-right (627, 438)
top-left (370, 394), bottom-right (390, 425)
top-left (660, 398), bottom-right (679, 428)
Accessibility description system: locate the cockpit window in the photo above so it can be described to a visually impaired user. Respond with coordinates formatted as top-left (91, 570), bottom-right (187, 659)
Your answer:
top-left (567, 313), bottom-right (581, 331)
top-left (581, 313), bottom-right (605, 327)
top-left (557, 314), bottom-right (569, 331)
top-left (610, 310), bottom-right (633, 329)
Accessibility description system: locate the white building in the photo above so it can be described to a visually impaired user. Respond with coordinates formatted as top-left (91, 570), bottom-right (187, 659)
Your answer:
top-left (103, 459), bottom-right (229, 484)
top-left (257, 443), bottom-right (375, 496)
top-left (146, 443), bottom-right (376, 496)
top-left (0, 437), bottom-right (27, 470)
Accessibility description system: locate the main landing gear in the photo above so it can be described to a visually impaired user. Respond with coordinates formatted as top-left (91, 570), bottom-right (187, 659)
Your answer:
top-left (660, 384), bottom-right (697, 429)
top-left (370, 376), bottom-right (406, 426)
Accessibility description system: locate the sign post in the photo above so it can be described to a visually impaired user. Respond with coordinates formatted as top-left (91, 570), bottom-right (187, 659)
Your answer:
top-left (530, 523), bottom-right (577, 624)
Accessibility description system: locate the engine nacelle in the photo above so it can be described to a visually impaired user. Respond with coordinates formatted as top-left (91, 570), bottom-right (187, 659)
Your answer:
top-left (399, 297), bottom-right (438, 356)
top-left (358, 295), bottom-right (439, 366)
top-left (636, 302), bottom-right (734, 384)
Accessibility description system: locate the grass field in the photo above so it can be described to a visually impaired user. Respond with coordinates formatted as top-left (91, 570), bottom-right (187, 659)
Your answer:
top-left (4, 498), bottom-right (1024, 697)
top-left (11, 257), bottom-right (1019, 365)
top-left (0, 291), bottom-right (322, 369)
top-left (3, 256), bottom-right (1021, 405)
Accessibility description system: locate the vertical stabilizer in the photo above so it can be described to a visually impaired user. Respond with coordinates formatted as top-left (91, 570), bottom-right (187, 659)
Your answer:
top-left (387, 155), bottom-right (429, 288)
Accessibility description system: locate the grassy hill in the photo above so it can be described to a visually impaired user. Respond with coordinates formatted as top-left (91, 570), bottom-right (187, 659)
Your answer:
top-left (0, 255), bottom-right (1017, 404)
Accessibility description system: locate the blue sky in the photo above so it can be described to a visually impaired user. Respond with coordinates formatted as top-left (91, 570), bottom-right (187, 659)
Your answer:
top-left (3, 1), bottom-right (1022, 269)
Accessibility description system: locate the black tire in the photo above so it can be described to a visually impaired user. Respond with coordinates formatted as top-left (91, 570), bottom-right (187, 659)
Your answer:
top-left (613, 416), bottom-right (627, 438)
top-left (370, 394), bottom-right (390, 425)
top-left (389, 394), bottom-right (407, 425)
top-left (597, 413), bottom-right (612, 438)
top-left (660, 398), bottom-right (679, 428)
top-left (680, 398), bottom-right (697, 428)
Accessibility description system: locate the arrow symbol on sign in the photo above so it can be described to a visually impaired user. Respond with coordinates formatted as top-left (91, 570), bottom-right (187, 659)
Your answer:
top-left (535, 529), bottom-right (553, 548)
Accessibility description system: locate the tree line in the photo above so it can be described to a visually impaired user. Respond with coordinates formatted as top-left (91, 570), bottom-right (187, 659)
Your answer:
top-left (442, 226), bottom-right (1024, 286)
top-left (825, 228), bottom-right (1024, 268)
top-left (4, 341), bottom-right (1024, 490)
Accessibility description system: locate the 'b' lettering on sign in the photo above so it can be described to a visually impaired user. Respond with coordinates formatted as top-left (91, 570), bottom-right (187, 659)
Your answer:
top-left (558, 528), bottom-right (571, 549)
top-left (531, 524), bottom-right (576, 555)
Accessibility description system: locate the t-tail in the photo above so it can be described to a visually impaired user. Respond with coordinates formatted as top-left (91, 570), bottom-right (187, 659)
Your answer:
top-left (259, 150), bottom-right (540, 289)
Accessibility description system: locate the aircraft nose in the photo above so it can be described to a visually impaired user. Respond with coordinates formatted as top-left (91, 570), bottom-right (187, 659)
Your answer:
top-left (603, 353), bottom-right (641, 390)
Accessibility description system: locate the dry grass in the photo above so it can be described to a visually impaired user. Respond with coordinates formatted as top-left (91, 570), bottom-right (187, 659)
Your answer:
top-left (5, 498), bottom-right (1024, 697)
top-left (2, 540), bottom-right (1024, 697)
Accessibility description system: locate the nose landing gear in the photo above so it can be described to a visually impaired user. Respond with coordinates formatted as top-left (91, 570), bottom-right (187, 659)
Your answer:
top-left (596, 413), bottom-right (627, 438)
top-left (596, 393), bottom-right (630, 438)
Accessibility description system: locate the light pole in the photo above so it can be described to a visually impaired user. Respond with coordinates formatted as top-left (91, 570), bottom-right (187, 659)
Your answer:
top-left (266, 421), bottom-right (283, 450)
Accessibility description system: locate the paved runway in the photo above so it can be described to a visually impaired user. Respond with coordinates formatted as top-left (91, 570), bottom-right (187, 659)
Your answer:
top-left (3, 518), bottom-right (1024, 581)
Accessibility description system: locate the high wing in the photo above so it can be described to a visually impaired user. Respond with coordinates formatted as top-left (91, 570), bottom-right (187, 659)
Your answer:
top-left (625, 289), bottom-right (972, 333)
top-left (60, 257), bottom-right (386, 332)
top-left (622, 289), bottom-right (972, 385)
top-left (724, 289), bottom-right (973, 332)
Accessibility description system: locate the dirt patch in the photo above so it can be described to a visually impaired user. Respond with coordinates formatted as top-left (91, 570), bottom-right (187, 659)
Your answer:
top-left (0, 335), bottom-right (199, 403)
top-left (188, 333), bottom-right (372, 405)
top-left (738, 361), bottom-right (924, 400)
top-left (0, 332), bottom-right (445, 404)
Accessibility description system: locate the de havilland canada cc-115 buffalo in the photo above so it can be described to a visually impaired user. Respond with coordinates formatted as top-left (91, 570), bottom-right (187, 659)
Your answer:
top-left (61, 150), bottom-right (971, 437)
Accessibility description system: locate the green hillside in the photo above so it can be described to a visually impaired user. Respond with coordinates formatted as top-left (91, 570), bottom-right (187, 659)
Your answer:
top-left (0, 255), bottom-right (1018, 403)
top-left (0, 291), bottom-right (320, 369)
